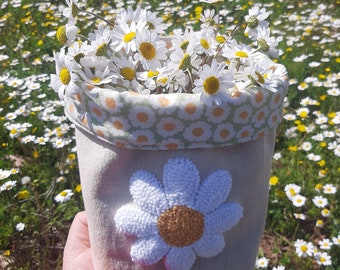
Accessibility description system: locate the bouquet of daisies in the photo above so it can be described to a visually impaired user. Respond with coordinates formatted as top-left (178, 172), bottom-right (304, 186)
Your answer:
top-left (50, 0), bottom-right (287, 106)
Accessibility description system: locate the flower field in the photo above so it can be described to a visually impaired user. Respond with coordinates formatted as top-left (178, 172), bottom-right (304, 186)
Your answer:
top-left (0, 0), bottom-right (339, 269)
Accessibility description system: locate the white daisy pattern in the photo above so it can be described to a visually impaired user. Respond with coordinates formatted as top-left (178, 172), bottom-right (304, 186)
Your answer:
top-left (114, 157), bottom-right (243, 270)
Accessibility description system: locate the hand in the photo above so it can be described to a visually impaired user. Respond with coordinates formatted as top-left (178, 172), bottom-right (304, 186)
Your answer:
top-left (63, 211), bottom-right (94, 270)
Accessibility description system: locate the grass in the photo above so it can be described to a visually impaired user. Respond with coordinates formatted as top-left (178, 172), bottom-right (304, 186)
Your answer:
top-left (0, 0), bottom-right (339, 269)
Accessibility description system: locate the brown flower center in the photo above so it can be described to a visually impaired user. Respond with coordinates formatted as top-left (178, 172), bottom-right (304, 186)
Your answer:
top-left (157, 205), bottom-right (204, 247)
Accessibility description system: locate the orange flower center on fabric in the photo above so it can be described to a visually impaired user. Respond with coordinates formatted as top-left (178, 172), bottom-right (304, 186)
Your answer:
top-left (124, 32), bottom-right (136, 43)
top-left (121, 67), bottom-right (135, 81)
top-left (157, 205), bottom-right (204, 247)
top-left (140, 42), bottom-right (156, 60)
top-left (203, 76), bottom-right (220, 95)
top-left (59, 67), bottom-right (71, 85)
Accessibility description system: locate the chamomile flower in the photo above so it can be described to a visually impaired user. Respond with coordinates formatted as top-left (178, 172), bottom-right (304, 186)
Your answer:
top-left (193, 59), bottom-right (234, 105)
top-left (319, 238), bottom-right (333, 250)
top-left (50, 48), bottom-right (80, 99)
top-left (134, 29), bottom-right (167, 70)
top-left (200, 9), bottom-right (219, 31)
top-left (332, 235), bottom-right (340, 246)
top-left (323, 183), bottom-right (337, 194)
top-left (312, 196), bottom-right (328, 208)
top-left (54, 189), bottom-right (74, 203)
top-left (314, 252), bottom-right (332, 266)
top-left (292, 194), bottom-right (306, 207)
top-left (255, 257), bottom-right (269, 268)
top-left (284, 183), bottom-right (301, 200)
top-left (244, 4), bottom-right (269, 38)
top-left (255, 26), bottom-right (279, 58)
top-left (56, 19), bottom-right (78, 46)
top-left (78, 56), bottom-right (117, 90)
top-left (88, 24), bottom-right (115, 56)
top-left (0, 169), bottom-right (12, 180)
top-left (0, 180), bottom-right (17, 192)
top-left (111, 20), bottom-right (144, 54)
top-left (15, 223), bottom-right (25, 232)
top-left (222, 40), bottom-right (253, 65)
top-left (140, 9), bottom-right (166, 34)
top-left (294, 239), bottom-right (314, 258)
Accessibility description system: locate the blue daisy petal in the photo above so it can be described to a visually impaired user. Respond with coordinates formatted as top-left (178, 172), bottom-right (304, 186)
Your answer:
top-left (205, 202), bottom-right (244, 233)
top-left (195, 169), bottom-right (232, 214)
top-left (165, 246), bottom-right (196, 270)
top-left (114, 204), bottom-right (158, 238)
top-left (193, 233), bottom-right (225, 258)
top-left (163, 157), bottom-right (200, 207)
top-left (130, 235), bottom-right (170, 265)
top-left (130, 169), bottom-right (169, 215)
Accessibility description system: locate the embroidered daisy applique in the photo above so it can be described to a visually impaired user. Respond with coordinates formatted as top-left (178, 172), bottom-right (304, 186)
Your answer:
top-left (114, 157), bottom-right (243, 270)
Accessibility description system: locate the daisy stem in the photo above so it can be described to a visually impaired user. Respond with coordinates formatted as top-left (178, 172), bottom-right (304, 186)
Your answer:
top-left (79, 10), bottom-right (115, 27)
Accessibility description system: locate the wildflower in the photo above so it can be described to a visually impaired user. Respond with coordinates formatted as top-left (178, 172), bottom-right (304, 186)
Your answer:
top-left (321, 208), bottom-right (331, 218)
top-left (323, 184), bottom-right (337, 194)
top-left (300, 141), bottom-right (312, 151)
top-left (314, 252), bottom-right (332, 266)
top-left (284, 183), bottom-right (301, 200)
top-left (272, 266), bottom-right (285, 270)
top-left (54, 189), bottom-right (74, 203)
top-left (15, 223), bottom-right (25, 232)
top-left (193, 59), bottom-right (234, 105)
top-left (56, 19), bottom-right (78, 46)
top-left (294, 239), bottom-right (314, 257)
top-left (17, 190), bottom-right (30, 200)
top-left (319, 239), bottom-right (333, 250)
top-left (293, 213), bottom-right (306, 220)
top-left (50, 48), bottom-right (80, 99)
top-left (316, 219), bottom-right (324, 228)
top-left (255, 26), bottom-right (279, 58)
top-left (0, 169), bottom-right (11, 180)
top-left (255, 257), bottom-right (269, 268)
top-left (292, 194), bottom-right (306, 207)
top-left (244, 4), bottom-right (269, 38)
top-left (312, 196), bottom-right (328, 208)
top-left (20, 176), bottom-right (31, 185)
top-left (0, 180), bottom-right (17, 192)
top-left (63, 0), bottom-right (79, 19)
top-left (269, 176), bottom-right (279, 186)
top-left (134, 28), bottom-right (167, 70)
top-left (332, 235), bottom-right (340, 246)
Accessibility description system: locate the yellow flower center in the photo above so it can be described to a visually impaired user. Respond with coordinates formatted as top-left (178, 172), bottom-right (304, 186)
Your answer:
top-left (56, 25), bottom-right (67, 44)
top-left (203, 76), bottom-right (220, 95)
top-left (123, 32), bottom-right (136, 43)
top-left (92, 77), bottom-right (101, 84)
top-left (147, 70), bottom-right (159, 78)
top-left (158, 205), bottom-right (204, 247)
top-left (179, 53), bottom-right (191, 70)
top-left (235, 51), bottom-right (248, 58)
top-left (180, 40), bottom-right (189, 50)
top-left (59, 67), bottom-right (71, 85)
top-left (60, 191), bottom-right (68, 197)
top-left (200, 38), bottom-right (210, 49)
top-left (121, 67), bottom-right (135, 81)
top-left (96, 43), bottom-right (107, 56)
top-left (139, 42), bottom-right (156, 60)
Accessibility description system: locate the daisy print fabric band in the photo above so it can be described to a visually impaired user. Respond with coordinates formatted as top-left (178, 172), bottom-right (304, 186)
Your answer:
top-left (64, 59), bottom-right (288, 150)
top-left (114, 157), bottom-right (243, 270)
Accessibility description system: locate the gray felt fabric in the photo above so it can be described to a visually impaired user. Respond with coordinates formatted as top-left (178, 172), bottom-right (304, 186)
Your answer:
top-left (75, 126), bottom-right (276, 270)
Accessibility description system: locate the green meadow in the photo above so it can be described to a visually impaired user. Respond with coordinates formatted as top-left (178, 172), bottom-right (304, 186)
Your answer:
top-left (0, 0), bottom-right (339, 269)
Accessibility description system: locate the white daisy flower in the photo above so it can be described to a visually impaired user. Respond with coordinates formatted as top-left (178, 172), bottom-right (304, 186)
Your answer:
top-left (0, 180), bottom-right (17, 192)
top-left (88, 24), bottom-right (115, 56)
top-left (195, 30), bottom-right (218, 56)
top-left (319, 238), bottom-right (333, 250)
top-left (114, 157), bottom-right (243, 270)
top-left (54, 189), bottom-right (74, 203)
top-left (294, 239), bottom-right (314, 258)
top-left (323, 184), bottom-right (337, 194)
top-left (255, 26), bottom-right (279, 58)
top-left (255, 257), bottom-right (269, 268)
top-left (134, 29), bottom-right (167, 70)
top-left (332, 235), bottom-right (340, 246)
top-left (284, 183), bottom-right (301, 200)
top-left (111, 20), bottom-right (144, 54)
top-left (292, 194), bottom-right (306, 207)
top-left (0, 169), bottom-right (12, 180)
top-left (314, 252), bottom-right (332, 266)
top-left (312, 196), bottom-right (328, 208)
top-left (50, 48), bottom-right (80, 99)
top-left (193, 59), bottom-right (234, 105)
top-left (140, 9), bottom-right (166, 34)
top-left (244, 4), bottom-right (269, 38)
top-left (15, 222), bottom-right (25, 232)
top-left (56, 18), bottom-right (78, 46)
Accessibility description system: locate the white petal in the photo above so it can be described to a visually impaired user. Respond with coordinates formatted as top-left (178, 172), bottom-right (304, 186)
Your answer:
top-left (165, 246), bottom-right (196, 270)
top-left (195, 169), bottom-right (232, 214)
top-left (205, 203), bottom-right (243, 233)
top-left (130, 169), bottom-right (169, 215)
top-left (193, 233), bottom-right (225, 258)
top-left (163, 157), bottom-right (200, 207)
top-left (131, 235), bottom-right (170, 265)
top-left (114, 204), bottom-right (158, 238)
